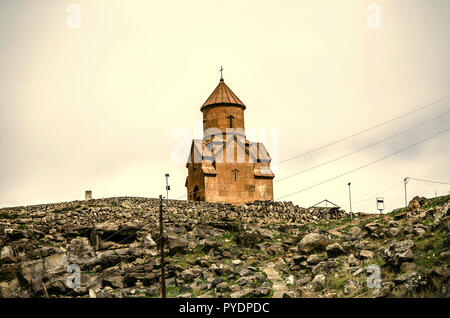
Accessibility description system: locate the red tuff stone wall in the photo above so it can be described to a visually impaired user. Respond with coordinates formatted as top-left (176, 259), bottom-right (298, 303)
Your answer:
top-left (205, 142), bottom-right (273, 205)
top-left (203, 164), bottom-right (273, 205)
top-left (186, 140), bottom-right (274, 205)
top-left (202, 105), bottom-right (245, 137)
top-left (186, 159), bottom-right (206, 202)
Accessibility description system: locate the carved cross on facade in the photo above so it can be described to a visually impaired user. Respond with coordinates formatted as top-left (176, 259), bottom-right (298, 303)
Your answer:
top-left (232, 168), bottom-right (239, 182)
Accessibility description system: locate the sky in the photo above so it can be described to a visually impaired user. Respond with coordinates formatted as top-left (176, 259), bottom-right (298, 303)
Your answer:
top-left (0, 0), bottom-right (449, 212)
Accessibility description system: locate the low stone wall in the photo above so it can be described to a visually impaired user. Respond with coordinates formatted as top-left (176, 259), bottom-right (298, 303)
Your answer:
top-left (0, 197), bottom-right (348, 228)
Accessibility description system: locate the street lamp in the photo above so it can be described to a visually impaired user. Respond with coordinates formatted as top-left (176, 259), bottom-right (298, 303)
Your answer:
top-left (348, 182), bottom-right (353, 219)
top-left (165, 173), bottom-right (170, 199)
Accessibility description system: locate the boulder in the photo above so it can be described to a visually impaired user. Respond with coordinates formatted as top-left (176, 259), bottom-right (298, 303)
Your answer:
top-left (89, 289), bottom-right (97, 298)
top-left (364, 223), bottom-right (381, 234)
top-left (437, 216), bottom-right (450, 231)
top-left (257, 228), bottom-right (275, 240)
top-left (230, 287), bottom-right (254, 298)
top-left (298, 233), bottom-right (330, 253)
top-left (444, 233), bottom-right (450, 249)
top-left (387, 227), bottom-right (401, 237)
top-left (96, 222), bottom-right (119, 235)
top-left (347, 227), bottom-right (362, 237)
top-left (408, 200), bottom-right (420, 211)
top-left (312, 260), bottom-right (336, 276)
top-left (140, 233), bottom-right (157, 249)
top-left (282, 291), bottom-right (295, 298)
top-left (343, 279), bottom-right (361, 295)
top-left (348, 254), bottom-right (358, 267)
top-left (306, 254), bottom-right (321, 265)
top-left (167, 236), bottom-right (189, 255)
top-left (68, 237), bottom-right (97, 269)
top-left (326, 243), bottom-right (345, 258)
top-left (215, 281), bottom-right (229, 293)
top-left (440, 251), bottom-right (450, 260)
top-left (238, 268), bottom-right (252, 277)
top-left (312, 274), bottom-right (326, 289)
top-left (357, 250), bottom-right (374, 260)
top-left (19, 259), bottom-right (45, 290)
top-left (181, 269), bottom-right (196, 283)
top-left (292, 255), bottom-right (307, 265)
top-left (413, 227), bottom-right (426, 238)
top-left (373, 281), bottom-right (395, 298)
top-left (253, 286), bottom-right (271, 297)
top-left (44, 253), bottom-right (68, 274)
top-left (0, 278), bottom-right (20, 298)
top-left (296, 276), bottom-right (311, 286)
top-left (0, 246), bottom-right (16, 264)
top-left (410, 196), bottom-right (427, 207)
top-left (236, 232), bottom-right (264, 248)
top-left (285, 275), bottom-right (294, 285)
top-left (383, 240), bottom-right (415, 268)
top-left (102, 275), bottom-right (124, 289)
top-left (400, 262), bottom-right (416, 273)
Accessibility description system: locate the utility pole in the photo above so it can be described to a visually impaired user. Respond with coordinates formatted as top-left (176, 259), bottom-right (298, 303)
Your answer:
top-left (159, 195), bottom-right (166, 298)
top-left (348, 182), bottom-right (353, 219)
top-left (165, 173), bottom-right (170, 199)
top-left (404, 177), bottom-right (408, 207)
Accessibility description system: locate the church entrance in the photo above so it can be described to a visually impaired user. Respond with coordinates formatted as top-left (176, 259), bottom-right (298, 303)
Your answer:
top-left (193, 186), bottom-right (200, 201)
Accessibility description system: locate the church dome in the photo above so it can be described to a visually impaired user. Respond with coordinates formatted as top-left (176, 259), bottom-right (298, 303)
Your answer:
top-left (201, 78), bottom-right (246, 111)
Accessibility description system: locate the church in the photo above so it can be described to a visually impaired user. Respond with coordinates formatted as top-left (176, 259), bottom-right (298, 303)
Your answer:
top-left (185, 71), bottom-right (274, 205)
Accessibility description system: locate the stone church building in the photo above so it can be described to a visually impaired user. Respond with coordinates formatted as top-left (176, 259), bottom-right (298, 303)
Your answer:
top-left (185, 74), bottom-right (274, 205)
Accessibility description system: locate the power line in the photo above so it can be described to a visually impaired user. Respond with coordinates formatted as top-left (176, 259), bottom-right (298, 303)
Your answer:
top-left (408, 177), bottom-right (450, 185)
top-left (275, 109), bottom-right (450, 183)
top-left (275, 126), bottom-right (450, 201)
top-left (174, 187), bottom-right (205, 200)
top-left (341, 180), bottom-right (404, 207)
top-left (174, 95), bottom-right (449, 201)
top-left (176, 96), bottom-right (450, 202)
top-left (274, 95), bottom-right (450, 167)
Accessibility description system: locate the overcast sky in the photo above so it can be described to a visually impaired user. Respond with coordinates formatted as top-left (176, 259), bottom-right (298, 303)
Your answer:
top-left (1, 0), bottom-right (449, 212)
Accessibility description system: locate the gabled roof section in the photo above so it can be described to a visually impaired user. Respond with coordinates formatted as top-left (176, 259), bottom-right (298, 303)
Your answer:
top-left (201, 79), bottom-right (246, 110)
top-left (248, 142), bottom-right (271, 163)
top-left (187, 136), bottom-right (272, 171)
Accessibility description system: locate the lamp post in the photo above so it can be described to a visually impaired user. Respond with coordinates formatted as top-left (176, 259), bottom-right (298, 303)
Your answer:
top-left (403, 177), bottom-right (408, 207)
top-left (165, 173), bottom-right (170, 199)
top-left (348, 182), bottom-right (353, 218)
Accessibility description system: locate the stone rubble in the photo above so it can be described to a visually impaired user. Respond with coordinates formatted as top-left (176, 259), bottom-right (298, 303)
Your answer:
top-left (0, 195), bottom-right (448, 298)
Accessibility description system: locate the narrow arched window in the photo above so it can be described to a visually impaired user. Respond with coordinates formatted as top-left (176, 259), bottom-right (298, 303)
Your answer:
top-left (227, 115), bottom-right (235, 128)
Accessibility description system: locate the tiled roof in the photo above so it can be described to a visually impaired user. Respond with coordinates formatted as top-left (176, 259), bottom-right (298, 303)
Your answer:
top-left (188, 138), bottom-right (272, 164)
top-left (254, 167), bottom-right (275, 178)
top-left (187, 137), bottom-right (274, 179)
top-left (248, 142), bottom-right (271, 162)
top-left (201, 162), bottom-right (217, 175)
top-left (201, 79), bottom-right (246, 110)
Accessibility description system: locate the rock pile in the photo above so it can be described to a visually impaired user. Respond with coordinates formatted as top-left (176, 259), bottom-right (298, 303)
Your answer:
top-left (0, 195), bottom-right (448, 298)
top-left (0, 197), bottom-right (347, 298)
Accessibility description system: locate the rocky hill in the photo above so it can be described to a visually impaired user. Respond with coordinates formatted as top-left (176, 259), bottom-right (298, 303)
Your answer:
top-left (0, 195), bottom-right (449, 298)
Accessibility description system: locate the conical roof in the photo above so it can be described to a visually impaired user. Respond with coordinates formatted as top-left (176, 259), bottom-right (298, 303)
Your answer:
top-left (201, 79), bottom-right (246, 110)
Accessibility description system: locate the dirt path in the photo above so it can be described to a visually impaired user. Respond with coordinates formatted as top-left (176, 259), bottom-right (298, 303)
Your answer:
top-left (327, 218), bottom-right (360, 237)
top-left (327, 215), bottom-right (377, 237)
top-left (262, 262), bottom-right (288, 298)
